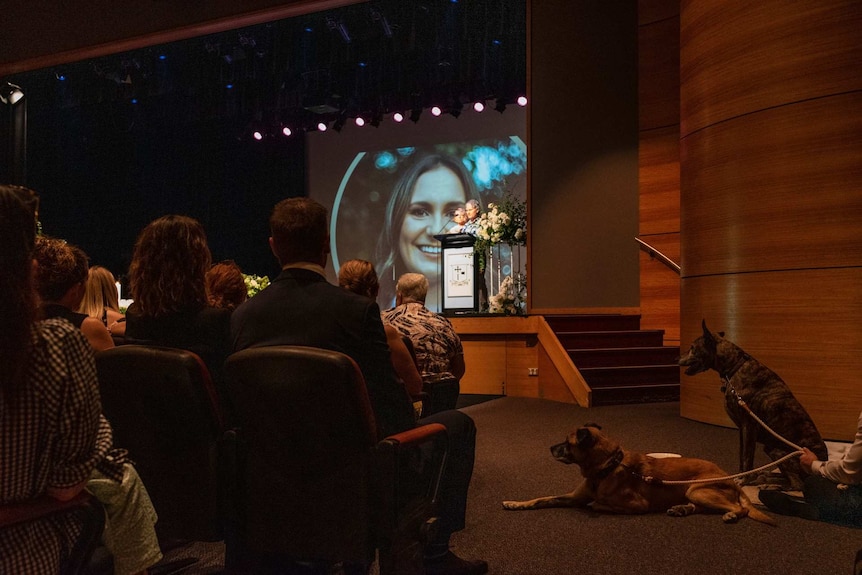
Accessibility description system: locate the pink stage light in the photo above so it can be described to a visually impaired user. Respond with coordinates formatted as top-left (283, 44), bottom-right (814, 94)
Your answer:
top-left (430, 106), bottom-right (442, 117)
top-left (317, 122), bottom-right (327, 132)
top-left (355, 117), bottom-right (366, 127)
top-left (253, 131), bottom-right (264, 141)
top-left (473, 101), bottom-right (485, 112)
top-left (392, 112), bottom-right (404, 123)
top-left (517, 96), bottom-right (528, 106)
top-left (282, 126), bottom-right (292, 137)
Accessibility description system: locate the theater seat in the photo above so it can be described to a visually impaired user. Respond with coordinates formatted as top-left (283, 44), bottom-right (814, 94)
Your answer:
top-left (95, 345), bottom-right (227, 545)
top-left (224, 345), bottom-right (448, 575)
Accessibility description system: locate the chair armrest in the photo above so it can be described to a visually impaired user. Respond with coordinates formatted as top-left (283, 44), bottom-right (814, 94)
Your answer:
top-left (382, 422), bottom-right (447, 447)
top-left (0, 491), bottom-right (96, 528)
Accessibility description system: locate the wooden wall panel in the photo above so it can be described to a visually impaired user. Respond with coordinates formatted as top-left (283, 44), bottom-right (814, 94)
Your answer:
top-left (638, 0), bottom-right (680, 25)
top-left (460, 339), bottom-right (507, 396)
top-left (680, 0), bottom-right (862, 136)
top-left (639, 126), bottom-right (680, 235)
top-left (681, 92), bottom-right (862, 277)
top-left (638, 17), bottom-right (680, 131)
top-left (680, 269), bottom-right (862, 439)
top-left (639, 233), bottom-right (680, 344)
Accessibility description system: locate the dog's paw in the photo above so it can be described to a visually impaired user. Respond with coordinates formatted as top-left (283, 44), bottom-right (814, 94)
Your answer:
top-left (721, 511), bottom-right (740, 523)
top-left (502, 500), bottom-right (527, 510)
top-left (666, 504), bottom-right (696, 517)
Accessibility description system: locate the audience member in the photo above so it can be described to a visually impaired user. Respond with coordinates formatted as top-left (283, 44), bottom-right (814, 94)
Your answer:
top-left (78, 265), bottom-right (127, 338)
top-left (206, 260), bottom-right (248, 311)
top-left (759, 410), bottom-right (862, 527)
top-left (0, 185), bottom-right (162, 575)
top-left (125, 215), bottom-right (232, 391)
top-left (231, 197), bottom-right (487, 575)
top-left (33, 236), bottom-right (115, 352)
top-left (338, 259), bottom-right (424, 402)
top-left (382, 273), bottom-right (466, 383)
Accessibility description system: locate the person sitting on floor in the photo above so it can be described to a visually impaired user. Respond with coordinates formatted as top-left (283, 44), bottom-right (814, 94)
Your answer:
top-left (33, 236), bottom-right (115, 352)
top-left (78, 265), bottom-right (127, 338)
top-left (759, 409), bottom-right (862, 527)
top-left (231, 197), bottom-right (487, 575)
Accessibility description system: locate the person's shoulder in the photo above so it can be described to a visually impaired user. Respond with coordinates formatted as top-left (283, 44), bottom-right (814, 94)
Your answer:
top-left (34, 317), bottom-right (79, 341)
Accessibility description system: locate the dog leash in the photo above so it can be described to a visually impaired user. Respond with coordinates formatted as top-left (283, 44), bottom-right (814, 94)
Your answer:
top-left (633, 377), bottom-right (805, 486)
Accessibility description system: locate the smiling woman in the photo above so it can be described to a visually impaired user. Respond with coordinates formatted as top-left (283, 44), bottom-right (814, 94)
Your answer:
top-left (377, 154), bottom-right (479, 312)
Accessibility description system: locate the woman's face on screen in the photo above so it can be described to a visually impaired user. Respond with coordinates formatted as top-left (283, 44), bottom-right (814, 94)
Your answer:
top-left (398, 165), bottom-right (466, 278)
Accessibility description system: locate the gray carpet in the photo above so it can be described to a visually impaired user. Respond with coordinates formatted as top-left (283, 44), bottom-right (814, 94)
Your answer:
top-left (163, 397), bottom-right (861, 574)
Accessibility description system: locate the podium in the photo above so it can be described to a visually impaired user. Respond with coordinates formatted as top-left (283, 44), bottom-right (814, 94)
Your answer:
top-left (434, 233), bottom-right (480, 315)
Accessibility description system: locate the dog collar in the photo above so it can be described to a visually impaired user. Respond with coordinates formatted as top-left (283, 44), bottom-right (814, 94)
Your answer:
top-left (595, 448), bottom-right (625, 479)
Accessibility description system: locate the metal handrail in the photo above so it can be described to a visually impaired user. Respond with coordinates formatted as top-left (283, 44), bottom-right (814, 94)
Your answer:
top-left (635, 237), bottom-right (680, 274)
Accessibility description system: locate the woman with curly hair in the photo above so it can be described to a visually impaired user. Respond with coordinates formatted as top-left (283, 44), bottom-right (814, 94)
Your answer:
top-left (205, 260), bottom-right (248, 311)
top-left (375, 154), bottom-right (480, 312)
top-left (125, 215), bottom-right (231, 389)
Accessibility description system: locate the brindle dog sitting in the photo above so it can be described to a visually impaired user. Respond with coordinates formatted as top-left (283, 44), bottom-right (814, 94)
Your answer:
top-left (678, 320), bottom-right (828, 490)
top-left (502, 424), bottom-right (775, 525)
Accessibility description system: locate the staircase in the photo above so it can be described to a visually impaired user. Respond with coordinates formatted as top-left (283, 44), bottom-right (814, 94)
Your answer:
top-left (545, 314), bottom-right (680, 406)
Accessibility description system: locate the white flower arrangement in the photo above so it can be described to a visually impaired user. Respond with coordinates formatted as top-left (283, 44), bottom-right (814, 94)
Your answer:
top-left (472, 193), bottom-right (527, 270)
top-left (242, 273), bottom-right (270, 298)
top-left (488, 275), bottom-right (525, 315)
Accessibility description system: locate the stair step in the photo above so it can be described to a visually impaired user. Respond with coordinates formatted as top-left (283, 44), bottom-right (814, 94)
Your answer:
top-left (568, 346), bottom-right (680, 368)
top-left (545, 314), bottom-right (641, 333)
top-left (590, 384), bottom-right (680, 406)
top-left (557, 330), bottom-right (665, 349)
top-left (579, 365), bottom-right (680, 388)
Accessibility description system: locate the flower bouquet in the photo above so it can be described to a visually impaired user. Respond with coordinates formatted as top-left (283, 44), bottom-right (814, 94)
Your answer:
top-left (472, 193), bottom-right (527, 271)
top-left (243, 273), bottom-right (270, 298)
top-left (488, 275), bottom-right (525, 315)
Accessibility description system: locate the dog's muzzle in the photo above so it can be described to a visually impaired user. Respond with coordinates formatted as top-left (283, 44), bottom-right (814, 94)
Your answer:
top-left (550, 442), bottom-right (574, 464)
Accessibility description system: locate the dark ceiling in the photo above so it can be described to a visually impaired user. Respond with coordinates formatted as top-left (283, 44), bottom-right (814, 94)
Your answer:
top-left (8, 0), bottom-right (526, 134)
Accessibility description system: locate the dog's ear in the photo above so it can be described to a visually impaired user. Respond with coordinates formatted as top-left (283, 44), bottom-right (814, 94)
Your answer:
top-left (702, 319), bottom-right (717, 349)
top-left (583, 422), bottom-right (602, 430)
top-left (576, 427), bottom-right (595, 449)
top-left (718, 331), bottom-right (725, 337)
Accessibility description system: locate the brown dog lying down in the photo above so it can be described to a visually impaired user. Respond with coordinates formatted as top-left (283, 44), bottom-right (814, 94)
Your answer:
top-left (502, 424), bottom-right (776, 525)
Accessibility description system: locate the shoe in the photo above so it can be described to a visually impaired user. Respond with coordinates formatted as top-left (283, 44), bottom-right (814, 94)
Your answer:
top-left (424, 551), bottom-right (489, 575)
top-left (758, 489), bottom-right (819, 520)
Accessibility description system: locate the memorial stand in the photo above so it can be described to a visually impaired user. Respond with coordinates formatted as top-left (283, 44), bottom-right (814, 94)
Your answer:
top-left (434, 233), bottom-right (481, 315)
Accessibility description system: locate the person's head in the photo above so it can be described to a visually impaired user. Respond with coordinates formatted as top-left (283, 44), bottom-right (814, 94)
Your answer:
top-left (0, 185), bottom-right (40, 391)
top-left (376, 154), bottom-right (478, 284)
top-left (269, 197), bottom-right (330, 267)
top-left (395, 273), bottom-right (429, 305)
top-left (452, 207), bottom-right (468, 227)
top-left (338, 259), bottom-right (380, 300)
top-left (33, 236), bottom-right (90, 307)
top-left (78, 265), bottom-right (120, 318)
top-left (465, 199), bottom-right (481, 222)
top-left (206, 260), bottom-right (248, 311)
top-left (129, 215), bottom-right (211, 316)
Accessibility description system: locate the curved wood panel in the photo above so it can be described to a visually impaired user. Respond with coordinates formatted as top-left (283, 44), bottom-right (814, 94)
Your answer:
top-left (639, 0), bottom-right (679, 26)
top-left (639, 233), bottom-right (680, 344)
top-left (680, 0), bottom-right (862, 136)
top-left (680, 269), bottom-right (862, 439)
top-left (681, 92), bottom-right (862, 278)
top-left (639, 17), bottom-right (680, 131)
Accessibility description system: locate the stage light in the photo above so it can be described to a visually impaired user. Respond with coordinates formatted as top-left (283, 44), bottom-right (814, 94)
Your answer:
top-left (317, 121), bottom-right (328, 132)
top-left (430, 106), bottom-right (442, 117)
top-left (517, 96), bottom-right (528, 106)
top-left (253, 130), bottom-right (264, 141)
top-left (473, 101), bottom-right (485, 112)
top-left (392, 112), bottom-right (404, 123)
top-left (354, 116), bottom-right (366, 127)
top-left (0, 82), bottom-right (24, 105)
top-left (282, 126), bottom-right (292, 137)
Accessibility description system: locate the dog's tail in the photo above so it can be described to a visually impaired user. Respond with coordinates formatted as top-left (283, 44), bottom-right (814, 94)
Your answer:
top-left (740, 492), bottom-right (778, 526)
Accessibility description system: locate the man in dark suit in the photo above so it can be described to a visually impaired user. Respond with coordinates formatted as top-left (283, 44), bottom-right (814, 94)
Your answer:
top-left (231, 197), bottom-right (487, 575)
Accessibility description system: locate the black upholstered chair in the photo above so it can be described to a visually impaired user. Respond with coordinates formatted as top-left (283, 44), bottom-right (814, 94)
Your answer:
top-left (0, 491), bottom-right (106, 574)
top-left (95, 345), bottom-right (228, 544)
top-left (400, 335), bottom-right (460, 415)
top-left (224, 346), bottom-right (448, 575)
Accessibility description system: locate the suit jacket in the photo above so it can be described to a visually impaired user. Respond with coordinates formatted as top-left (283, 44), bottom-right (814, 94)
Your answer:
top-left (230, 267), bottom-right (415, 437)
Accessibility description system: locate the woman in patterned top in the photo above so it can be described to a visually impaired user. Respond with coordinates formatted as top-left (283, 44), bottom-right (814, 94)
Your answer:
top-left (0, 185), bottom-right (161, 575)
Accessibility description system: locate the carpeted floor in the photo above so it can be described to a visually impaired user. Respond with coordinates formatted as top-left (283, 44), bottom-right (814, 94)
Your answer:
top-left (162, 397), bottom-right (861, 574)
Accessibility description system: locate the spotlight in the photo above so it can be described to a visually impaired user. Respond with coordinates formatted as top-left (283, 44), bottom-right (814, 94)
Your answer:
top-left (0, 82), bottom-right (24, 105)
top-left (317, 121), bottom-right (328, 132)
top-left (473, 101), bottom-right (485, 112)
top-left (430, 106), bottom-right (442, 117)
top-left (282, 126), bottom-right (292, 137)
top-left (252, 130), bottom-right (264, 141)
top-left (354, 116), bottom-right (366, 127)
top-left (517, 96), bottom-right (528, 107)
top-left (392, 112), bottom-right (405, 123)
